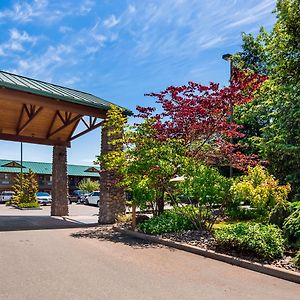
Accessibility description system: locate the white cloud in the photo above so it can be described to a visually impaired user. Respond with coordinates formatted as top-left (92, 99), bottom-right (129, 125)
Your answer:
top-left (0, 0), bottom-right (48, 23)
top-left (0, 28), bottom-right (37, 55)
top-left (59, 26), bottom-right (72, 34)
top-left (128, 4), bottom-right (136, 14)
top-left (120, 0), bottom-right (276, 59)
top-left (79, 0), bottom-right (96, 15)
top-left (103, 15), bottom-right (120, 28)
top-left (63, 76), bottom-right (80, 86)
top-left (225, 0), bottom-right (275, 29)
top-left (10, 44), bottom-right (73, 80)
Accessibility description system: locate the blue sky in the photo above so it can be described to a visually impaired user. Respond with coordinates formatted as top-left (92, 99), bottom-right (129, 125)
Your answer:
top-left (0, 0), bottom-right (276, 166)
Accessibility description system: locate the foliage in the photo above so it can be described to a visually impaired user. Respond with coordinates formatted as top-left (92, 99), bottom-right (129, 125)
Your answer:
top-left (18, 202), bottom-right (40, 209)
top-left (97, 105), bottom-right (189, 215)
top-left (78, 178), bottom-right (99, 193)
top-left (269, 201), bottom-right (292, 228)
top-left (293, 249), bottom-right (300, 268)
top-left (175, 164), bottom-right (232, 230)
top-left (141, 68), bottom-right (266, 171)
top-left (235, 0), bottom-right (300, 195)
top-left (11, 170), bottom-right (39, 206)
top-left (214, 222), bottom-right (285, 260)
top-left (98, 64), bottom-right (265, 216)
top-left (139, 206), bottom-right (197, 235)
top-left (283, 207), bottom-right (300, 247)
top-left (229, 166), bottom-right (290, 220)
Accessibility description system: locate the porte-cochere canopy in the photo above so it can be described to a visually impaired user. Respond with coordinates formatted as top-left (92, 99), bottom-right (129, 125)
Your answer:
top-left (0, 70), bottom-right (131, 147)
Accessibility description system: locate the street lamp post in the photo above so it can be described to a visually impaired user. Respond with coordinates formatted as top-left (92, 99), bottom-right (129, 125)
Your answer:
top-left (20, 142), bottom-right (23, 190)
top-left (222, 53), bottom-right (233, 178)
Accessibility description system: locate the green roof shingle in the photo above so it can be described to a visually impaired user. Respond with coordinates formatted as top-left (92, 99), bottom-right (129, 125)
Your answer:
top-left (0, 70), bottom-right (132, 115)
top-left (0, 159), bottom-right (100, 177)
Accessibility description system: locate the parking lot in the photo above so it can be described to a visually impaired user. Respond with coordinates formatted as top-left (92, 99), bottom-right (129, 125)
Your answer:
top-left (0, 203), bottom-right (99, 231)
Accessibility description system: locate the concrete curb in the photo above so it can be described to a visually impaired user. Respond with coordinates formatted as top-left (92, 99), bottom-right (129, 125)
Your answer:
top-left (113, 227), bottom-right (300, 284)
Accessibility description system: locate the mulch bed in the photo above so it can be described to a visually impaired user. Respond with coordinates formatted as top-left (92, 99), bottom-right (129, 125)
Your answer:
top-left (158, 229), bottom-right (300, 273)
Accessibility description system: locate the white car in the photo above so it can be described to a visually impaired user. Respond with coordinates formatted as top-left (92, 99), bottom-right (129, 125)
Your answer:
top-left (0, 191), bottom-right (15, 203)
top-left (36, 192), bottom-right (52, 205)
top-left (85, 191), bottom-right (100, 206)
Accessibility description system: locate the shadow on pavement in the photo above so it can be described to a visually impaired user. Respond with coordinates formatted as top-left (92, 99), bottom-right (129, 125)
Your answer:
top-left (71, 227), bottom-right (172, 250)
top-left (0, 215), bottom-right (98, 232)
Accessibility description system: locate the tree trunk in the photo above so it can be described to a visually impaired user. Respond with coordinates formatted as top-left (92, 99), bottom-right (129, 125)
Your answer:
top-left (99, 126), bottom-right (126, 224)
top-left (51, 145), bottom-right (68, 216)
top-left (157, 197), bottom-right (164, 215)
top-left (131, 204), bottom-right (136, 230)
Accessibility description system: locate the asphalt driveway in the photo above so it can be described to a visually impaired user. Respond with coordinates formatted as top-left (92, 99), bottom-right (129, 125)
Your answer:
top-left (0, 226), bottom-right (299, 300)
top-left (0, 204), bottom-right (99, 231)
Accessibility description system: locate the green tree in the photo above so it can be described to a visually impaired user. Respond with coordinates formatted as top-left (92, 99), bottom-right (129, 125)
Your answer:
top-left (96, 105), bottom-right (189, 215)
top-left (78, 178), bottom-right (99, 193)
top-left (235, 0), bottom-right (300, 196)
top-left (12, 170), bottom-right (38, 205)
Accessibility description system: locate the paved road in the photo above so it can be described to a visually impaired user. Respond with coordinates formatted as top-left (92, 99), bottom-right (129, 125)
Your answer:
top-left (0, 227), bottom-right (299, 300)
top-left (0, 204), bottom-right (99, 231)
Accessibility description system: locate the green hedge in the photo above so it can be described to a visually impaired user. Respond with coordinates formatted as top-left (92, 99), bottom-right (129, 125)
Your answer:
top-left (139, 207), bottom-right (196, 235)
top-left (214, 223), bottom-right (284, 260)
top-left (17, 202), bottom-right (40, 209)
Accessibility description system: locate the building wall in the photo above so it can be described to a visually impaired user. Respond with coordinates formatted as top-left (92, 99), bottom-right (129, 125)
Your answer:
top-left (0, 172), bottom-right (99, 194)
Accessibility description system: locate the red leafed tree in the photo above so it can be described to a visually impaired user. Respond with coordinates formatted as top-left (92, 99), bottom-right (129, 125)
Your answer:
top-left (137, 68), bottom-right (267, 171)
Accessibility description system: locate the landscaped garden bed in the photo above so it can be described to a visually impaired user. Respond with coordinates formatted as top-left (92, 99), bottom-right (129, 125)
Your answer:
top-left (117, 220), bottom-right (300, 274)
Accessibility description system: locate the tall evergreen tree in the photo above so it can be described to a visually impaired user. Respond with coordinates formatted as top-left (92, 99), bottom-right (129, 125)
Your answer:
top-left (235, 0), bottom-right (300, 197)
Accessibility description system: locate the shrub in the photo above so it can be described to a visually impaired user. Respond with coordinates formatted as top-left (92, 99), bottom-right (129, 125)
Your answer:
top-left (178, 164), bottom-right (232, 230)
top-left (292, 250), bottom-right (300, 268)
top-left (78, 178), bottom-right (99, 193)
top-left (269, 201), bottom-right (292, 228)
top-left (18, 202), bottom-right (40, 209)
top-left (214, 222), bottom-right (285, 260)
top-left (139, 206), bottom-right (196, 235)
top-left (283, 208), bottom-right (300, 247)
top-left (229, 166), bottom-right (290, 220)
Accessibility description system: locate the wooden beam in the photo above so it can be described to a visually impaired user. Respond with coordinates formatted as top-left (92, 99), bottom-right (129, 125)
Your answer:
top-left (70, 119), bottom-right (104, 141)
top-left (47, 111), bottom-right (59, 138)
top-left (0, 87), bottom-right (107, 119)
top-left (16, 104), bottom-right (25, 133)
top-left (17, 105), bottom-right (43, 135)
top-left (81, 117), bottom-right (90, 129)
top-left (67, 118), bottom-right (81, 141)
top-left (48, 114), bottom-right (82, 138)
top-left (0, 132), bottom-right (70, 147)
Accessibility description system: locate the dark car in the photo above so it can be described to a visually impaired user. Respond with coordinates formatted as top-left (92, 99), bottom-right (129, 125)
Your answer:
top-left (68, 190), bottom-right (87, 204)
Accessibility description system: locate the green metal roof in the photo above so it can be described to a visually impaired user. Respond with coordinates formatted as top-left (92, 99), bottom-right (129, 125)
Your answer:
top-left (0, 70), bottom-right (132, 115)
top-left (0, 159), bottom-right (100, 177)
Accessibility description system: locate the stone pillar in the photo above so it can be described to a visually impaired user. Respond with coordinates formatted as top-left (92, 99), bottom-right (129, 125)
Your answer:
top-left (51, 145), bottom-right (68, 216)
top-left (98, 126), bottom-right (126, 224)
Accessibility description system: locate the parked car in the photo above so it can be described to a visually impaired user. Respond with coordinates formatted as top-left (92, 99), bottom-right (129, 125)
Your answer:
top-left (68, 190), bottom-right (88, 204)
top-left (85, 191), bottom-right (100, 206)
top-left (36, 192), bottom-right (52, 205)
top-left (0, 191), bottom-right (15, 203)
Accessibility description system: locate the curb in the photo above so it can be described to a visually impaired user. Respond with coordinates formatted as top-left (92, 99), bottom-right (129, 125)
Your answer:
top-left (113, 227), bottom-right (300, 284)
